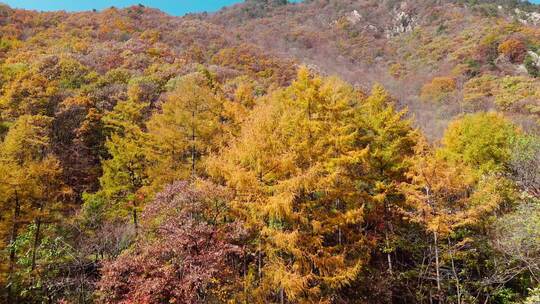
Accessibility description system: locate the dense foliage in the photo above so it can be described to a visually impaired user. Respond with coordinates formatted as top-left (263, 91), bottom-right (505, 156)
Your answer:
top-left (1, 0), bottom-right (540, 303)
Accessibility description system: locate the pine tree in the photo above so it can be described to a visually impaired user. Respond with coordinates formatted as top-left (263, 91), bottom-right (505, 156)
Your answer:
top-left (400, 138), bottom-right (476, 301)
top-left (354, 84), bottom-right (418, 278)
top-left (209, 68), bottom-right (370, 302)
top-left (0, 115), bottom-right (70, 303)
top-left (145, 73), bottom-right (224, 191)
top-left (0, 160), bottom-right (28, 304)
top-left (98, 99), bottom-right (149, 234)
top-left (400, 134), bottom-right (518, 302)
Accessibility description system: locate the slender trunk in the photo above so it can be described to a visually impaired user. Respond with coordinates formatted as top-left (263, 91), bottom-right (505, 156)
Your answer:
top-left (425, 186), bottom-right (441, 301)
top-left (258, 249), bottom-right (262, 280)
top-left (279, 287), bottom-right (285, 304)
top-left (243, 249), bottom-right (247, 277)
top-left (448, 238), bottom-right (461, 304)
top-left (7, 191), bottom-right (21, 304)
top-left (384, 201), bottom-right (393, 275)
top-left (385, 209), bottom-right (394, 303)
top-left (335, 199), bottom-right (342, 246)
top-left (132, 201), bottom-right (139, 236)
top-left (307, 99), bottom-right (311, 120)
top-left (386, 232), bottom-right (393, 275)
top-left (434, 231), bottom-right (441, 297)
top-left (191, 110), bottom-right (196, 177)
top-left (127, 165), bottom-right (139, 236)
top-left (307, 99), bottom-right (313, 162)
top-left (31, 201), bottom-right (46, 271)
top-left (243, 249), bottom-right (248, 303)
top-left (79, 272), bottom-right (86, 304)
top-left (30, 216), bottom-right (42, 271)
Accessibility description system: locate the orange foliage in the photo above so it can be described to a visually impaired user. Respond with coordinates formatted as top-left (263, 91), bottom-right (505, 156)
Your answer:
top-left (498, 38), bottom-right (527, 64)
top-left (211, 44), bottom-right (296, 85)
top-left (420, 76), bottom-right (457, 103)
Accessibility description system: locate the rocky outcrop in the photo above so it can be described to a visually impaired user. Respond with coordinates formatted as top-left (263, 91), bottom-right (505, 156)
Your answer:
top-left (515, 8), bottom-right (540, 26)
top-left (385, 5), bottom-right (417, 38)
top-left (346, 10), bottom-right (362, 25)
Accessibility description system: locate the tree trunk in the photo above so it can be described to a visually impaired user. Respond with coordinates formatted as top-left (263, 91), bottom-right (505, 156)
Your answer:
top-left (425, 186), bottom-right (441, 301)
top-left (132, 201), bottom-right (139, 236)
top-left (258, 248), bottom-right (262, 280)
top-left (31, 202), bottom-right (45, 271)
top-left (191, 110), bottom-right (196, 177)
top-left (448, 238), bottom-right (461, 304)
top-left (127, 164), bottom-right (140, 236)
top-left (434, 231), bottom-right (441, 298)
top-left (279, 287), bottom-right (285, 304)
top-left (385, 213), bottom-right (394, 303)
top-left (243, 249), bottom-right (248, 303)
top-left (7, 191), bottom-right (21, 304)
top-left (386, 233), bottom-right (393, 275)
top-left (384, 201), bottom-right (393, 275)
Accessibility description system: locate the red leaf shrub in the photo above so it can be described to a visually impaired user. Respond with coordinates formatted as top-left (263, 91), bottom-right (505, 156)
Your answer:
top-left (98, 181), bottom-right (245, 304)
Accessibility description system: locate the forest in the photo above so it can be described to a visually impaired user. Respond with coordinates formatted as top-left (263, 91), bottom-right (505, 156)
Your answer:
top-left (1, 0), bottom-right (540, 303)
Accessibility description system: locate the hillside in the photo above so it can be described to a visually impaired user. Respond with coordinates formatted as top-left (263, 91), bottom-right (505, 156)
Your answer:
top-left (0, 1), bottom-right (539, 303)
top-left (207, 0), bottom-right (540, 137)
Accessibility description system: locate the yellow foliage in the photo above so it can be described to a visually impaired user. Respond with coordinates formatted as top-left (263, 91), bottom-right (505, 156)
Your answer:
top-left (401, 137), bottom-right (476, 236)
top-left (389, 62), bottom-right (405, 79)
top-left (498, 37), bottom-right (527, 63)
top-left (439, 112), bottom-right (520, 173)
top-left (145, 73), bottom-right (224, 192)
top-left (464, 75), bottom-right (540, 110)
top-left (206, 66), bottom-right (421, 301)
top-left (420, 76), bottom-right (457, 103)
top-left (208, 67), bottom-right (371, 301)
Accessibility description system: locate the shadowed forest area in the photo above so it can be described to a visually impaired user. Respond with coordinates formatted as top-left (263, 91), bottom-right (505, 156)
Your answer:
top-left (1, 0), bottom-right (540, 303)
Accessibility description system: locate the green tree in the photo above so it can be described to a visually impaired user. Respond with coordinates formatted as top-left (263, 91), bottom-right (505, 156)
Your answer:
top-left (0, 115), bottom-right (70, 303)
top-left (401, 136), bottom-right (519, 303)
top-left (98, 99), bottom-right (149, 234)
top-left (354, 84), bottom-right (418, 278)
top-left (439, 112), bottom-right (520, 174)
top-left (145, 73), bottom-right (224, 191)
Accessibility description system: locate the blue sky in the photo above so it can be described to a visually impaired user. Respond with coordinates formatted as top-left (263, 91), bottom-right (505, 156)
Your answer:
top-left (0, 0), bottom-right (248, 15)
top-left (0, 0), bottom-right (538, 16)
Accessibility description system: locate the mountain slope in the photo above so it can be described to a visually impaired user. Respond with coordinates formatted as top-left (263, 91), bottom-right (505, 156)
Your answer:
top-left (207, 0), bottom-right (540, 137)
top-left (0, 1), bottom-right (540, 304)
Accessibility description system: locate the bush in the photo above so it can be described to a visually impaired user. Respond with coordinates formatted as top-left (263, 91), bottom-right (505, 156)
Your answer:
top-left (464, 75), bottom-right (540, 109)
top-left (420, 76), bottom-right (457, 103)
top-left (523, 287), bottom-right (540, 304)
top-left (440, 112), bottom-right (520, 173)
top-left (498, 38), bottom-right (527, 64)
top-left (524, 54), bottom-right (540, 78)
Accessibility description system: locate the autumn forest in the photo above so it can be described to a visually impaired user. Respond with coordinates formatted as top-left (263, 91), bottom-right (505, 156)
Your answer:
top-left (1, 0), bottom-right (540, 303)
